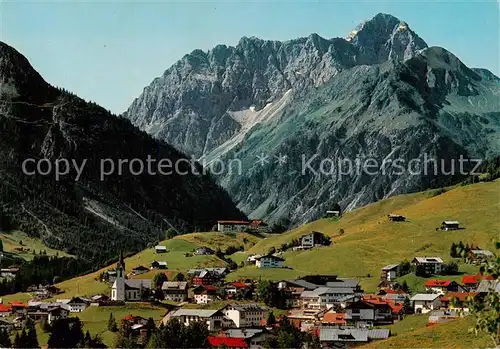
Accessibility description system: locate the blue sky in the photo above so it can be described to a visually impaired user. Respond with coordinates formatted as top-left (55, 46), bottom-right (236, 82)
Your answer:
top-left (1, 1), bottom-right (498, 113)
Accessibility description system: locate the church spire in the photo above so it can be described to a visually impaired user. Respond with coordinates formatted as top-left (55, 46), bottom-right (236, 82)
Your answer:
top-left (117, 249), bottom-right (125, 270)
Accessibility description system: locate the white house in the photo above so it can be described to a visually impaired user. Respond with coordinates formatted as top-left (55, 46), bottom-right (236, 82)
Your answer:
top-left (255, 255), bottom-right (284, 268)
top-left (222, 304), bottom-right (267, 328)
top-left (193, 285), bottom-right (217, 304)
top-left (246, 254), bottom-right (262, 264)
top-left (380, 264), bottom-right (399, 281)
top-left (155, 245), bottom-right (168, 253)
top-left (411, 257), bottom-right (444, 275)
top-left (164, 309), bottom-right (234, 331)
top-left (410, 294), bottom-right (442, 313)
top-left (300, 231), bottom-right (328, 249)
top-left (64, 297), bottom-right (89, 313)
top-left (300, 287), bottom-right (360, 310)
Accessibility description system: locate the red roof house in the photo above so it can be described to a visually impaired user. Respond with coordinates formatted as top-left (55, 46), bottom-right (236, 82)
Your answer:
top-left (462, 274), bottom-right (494, 287)
top-left (424, 280), bottom-right (463, 292)
top-left (322, 312), bottom-right (346, 325)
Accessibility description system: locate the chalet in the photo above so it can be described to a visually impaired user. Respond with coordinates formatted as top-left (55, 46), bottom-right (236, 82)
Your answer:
top-left (300, 287), bottom-right (360, 310)
top-left (387, 214), bottom-right (405, 222)
top-left (468, 249), bottom-right (495, 263)
top-left (193, 285), bottom-right (217, 304)
top-left (380, 264), bottom-right (399, 281)
top-left (161, 281), bottom-right (188, 302)
top-left (64, 297), bottom-right (90, 312)
top-left (222, 303), bottom-right (267, 328)
top-left (195, 247), bottom-right (215, 255)
top-left (441, 221), bottom-right (460, 231)
top-left (461, 274), bottom-right (494, 291)
top-left (325, 210), bottom-right (341, 218)
top-left (47, 306), bottom-right (69, 324)
top-left (245, 255), bottom-right (261, 265)
top-left (345, 299), bottom-right (393, 326)
top-left (188, 268), bottom-right (229, 285)
top-left (192, 270), bottom-right (219, 286)
top-left (217, 220), bottom-right (270, 233)
top-left (225, 282), bottom-right (251, 296)
top-left (424, 280), bottom-right (465, 294)
top-left (132, 265), bottom-right (150, 275)
top-left (299, 231), bottom-right (329, 249)
top-left (411, 257), bottom-right (443, 275)
top-left (410, 294), bottom-right (441, 313)
top-left (90, 294), bottom-right (110, 304)
top-left (440, 292), bottom-right (478, 312)
top-left (155, 245), bottom-right (168, 253)
top-left (26, 309), bottom-right (49, 323)
top-left (164, 309), bottom-right (233, 331)
top-left (254, 255), bottom-right (284, 268)
top-left (150, 261), bottom-right (168, 269)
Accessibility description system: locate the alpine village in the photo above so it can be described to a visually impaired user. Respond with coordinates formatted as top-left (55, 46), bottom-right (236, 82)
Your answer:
top-left (0, 7), bottom-right (499, 349)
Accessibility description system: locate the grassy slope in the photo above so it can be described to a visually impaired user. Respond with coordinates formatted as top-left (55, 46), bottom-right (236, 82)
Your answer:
top-left (2, 233), bottom-right (260, 303)
top-left (363, 317), bottom-right (492, 349)
top-left (174, 232), bottom-right (261, 251)
top-left (228, 181), bottom-right (500, 291)
top-left (1, 230), bottom-right (72, 261)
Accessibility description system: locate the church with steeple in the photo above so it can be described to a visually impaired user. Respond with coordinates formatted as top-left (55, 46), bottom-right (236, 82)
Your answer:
top-left (111, 250), bottom-right (152, 301)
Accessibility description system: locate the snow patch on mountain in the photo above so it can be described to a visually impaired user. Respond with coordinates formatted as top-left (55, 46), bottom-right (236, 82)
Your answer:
top-left (200, 89), bottom-right (292, 163)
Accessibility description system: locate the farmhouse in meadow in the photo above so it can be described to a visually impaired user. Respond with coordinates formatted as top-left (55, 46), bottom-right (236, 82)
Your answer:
top-left (150, 261), bottom-right (168, 269)
top-left (441, 221), bottom-right (460, 231)
top-left (299, 231), bottom-right (330, 249)
top-left (387, 214), bottom-right (406, 222)
top-left (155, 245), bottom-right (168, 253)
top-left (254, 254), bottom-right (285, 268)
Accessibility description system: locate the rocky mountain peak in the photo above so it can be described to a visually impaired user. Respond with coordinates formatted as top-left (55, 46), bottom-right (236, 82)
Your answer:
top-left (348, 13), bottom-right (427, 64)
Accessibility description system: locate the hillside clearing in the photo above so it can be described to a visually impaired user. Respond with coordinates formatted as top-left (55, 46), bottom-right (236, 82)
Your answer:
top-left (0, 230), bottom-right (72, 261)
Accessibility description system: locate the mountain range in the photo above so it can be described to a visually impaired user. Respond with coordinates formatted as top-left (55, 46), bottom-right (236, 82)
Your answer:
top-left (0, 41), bottom-right (244, 264)
top-left (125, 13), bottom-right (500, 225)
